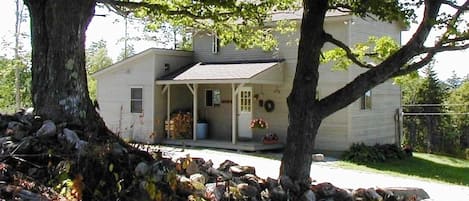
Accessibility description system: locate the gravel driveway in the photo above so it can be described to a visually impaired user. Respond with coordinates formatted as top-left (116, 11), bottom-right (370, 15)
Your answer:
top-left (148, 145), bottom-right (469, 201)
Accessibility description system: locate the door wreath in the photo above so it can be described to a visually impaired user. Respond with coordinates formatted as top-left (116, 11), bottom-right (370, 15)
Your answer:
top-left (264, 100), bottom-right (275, 112)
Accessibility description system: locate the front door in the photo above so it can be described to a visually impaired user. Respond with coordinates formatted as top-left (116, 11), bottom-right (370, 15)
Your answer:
top-left (237, 87), bottom-right (253, 139)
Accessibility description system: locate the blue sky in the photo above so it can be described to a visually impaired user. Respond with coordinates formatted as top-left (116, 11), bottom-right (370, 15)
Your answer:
top-left (0, 1), bottom-right (467, 80)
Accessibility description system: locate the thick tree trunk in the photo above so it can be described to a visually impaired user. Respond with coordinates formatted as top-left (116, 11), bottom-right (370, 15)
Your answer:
top-left (280, 0), bottom-right (328, 199)
top-left (24, 0), bottom-right (104, 130)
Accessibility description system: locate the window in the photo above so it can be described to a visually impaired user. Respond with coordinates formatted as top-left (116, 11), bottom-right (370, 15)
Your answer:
top-left (130, 87), bottom-right (143, 113)
top-left (212, 35), bottom-right (219, 54)
top-left (205, 89), bottom-right (221, 107)
top-left (360, 90), bottom-right (372, 110)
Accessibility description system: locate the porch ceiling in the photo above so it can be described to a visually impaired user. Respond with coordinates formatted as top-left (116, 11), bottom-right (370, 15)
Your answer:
top-left (155, 61), bottom-right (284, 85)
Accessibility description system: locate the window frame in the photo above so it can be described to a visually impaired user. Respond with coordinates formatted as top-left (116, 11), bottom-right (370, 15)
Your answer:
top-left (360, 90), bottom-right (372, 110)
top-left (205, 89), bottom-right (221, 107)
top-left (130, 87), bottom-right (143, 113)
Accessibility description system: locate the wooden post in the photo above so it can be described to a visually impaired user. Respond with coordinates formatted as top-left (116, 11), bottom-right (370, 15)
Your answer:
top-left (167, 85), bottom-right (171, 139)
top-left (232, 83), bottom-right (237, 144)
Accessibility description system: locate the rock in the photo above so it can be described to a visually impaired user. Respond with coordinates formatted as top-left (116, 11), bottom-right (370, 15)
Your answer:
top-left (312, 182), bottom-right (338, 199)
top-left (302, 189), bottom-right (316, 201)
top-left (135, 162), bottom-right (150, 177)
top-left (7, 121), bottom-right (29, 140)
top-left (312, 153), bottom-right (325, 162)
top-left (34, 120), bottom-right (56, 138)
top-left (230, 165), bottom-right (256, 177)
top-left (205, 183), bottom-right (226, 201)
top-left (59, 128), bottom-right (80, 150)
top-left (185, 159), bottom-right (200, 176)
top-left (383, 187), bottom-right (430, 201)
top-left (177, 176), bottom-right (194, 195)
top-left (333, 188), bottom-right (353, 201)
top-left (352, 188), bottom-right (367, 200)
top-left (237, 183), bottom-right (258, 197)
top-left (190, 173), bottom-right (206, 184)
top-left (240, 174), bottom-right (262, 192)
top-left (365, 188), bottom-right (383, 201)
top-left (376, 188), bottom-right (398, 201)
top-left (218, 160), bottom-right (239, 172)
top-left (207, 167), bottom-right (232, 180)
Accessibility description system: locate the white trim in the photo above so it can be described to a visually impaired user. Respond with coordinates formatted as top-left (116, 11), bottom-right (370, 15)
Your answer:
top-left (192, 84), bottom-right (198, 141)
top-left (130, 86), bottom-right (143, 114)
top-left (232, 84), bottom-right (237, 144)
top-left (212, 34), bottom-right (219, 54)
top-left (156, 79), bottom-right (283, 85)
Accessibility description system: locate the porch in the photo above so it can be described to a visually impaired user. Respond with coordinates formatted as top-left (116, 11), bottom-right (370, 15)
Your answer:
top-left (161, 139), bottom-right (284, 152)
top-left (156, 60), bottom-right (285, 145)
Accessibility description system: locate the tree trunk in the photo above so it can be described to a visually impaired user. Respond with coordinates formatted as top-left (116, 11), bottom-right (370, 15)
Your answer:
top-left (24, 0), bottom-right (104, 130)
top-left (280, 0), bottom-right (328, 199)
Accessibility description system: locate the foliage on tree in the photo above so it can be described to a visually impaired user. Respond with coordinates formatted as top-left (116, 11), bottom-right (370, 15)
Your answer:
top-left (117, 43), bottom-right (136, 61)
top-left (447, 80), bottom-right (469, 149)
top-left (86, 39), bottom-right (113, 100)
top-left (398, 64), bottom-right (469, 155)
top-left (0, 56), bottom-right (31, 113)
top-left (446, 70), bottom-right (462, 89)
top-left (415, 64), bottom-right (448, 152)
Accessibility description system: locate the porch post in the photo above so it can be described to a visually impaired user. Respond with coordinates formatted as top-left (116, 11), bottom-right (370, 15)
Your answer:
top-left (232, 83), bottom-right (237, 144)
top-left (193, 84), bottom-right (198, 141)
top-left (166, 85), bottom-right (171, 139)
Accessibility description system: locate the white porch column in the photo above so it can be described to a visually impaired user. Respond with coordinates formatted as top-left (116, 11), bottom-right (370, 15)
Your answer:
top-left (166, 85), bottom-right (171, 139)
top-left (232, 83), bottom-right (237, 144)
top-left (193, 84), bottom-right (198, 141)
top-left (161, 84), bottom-right (171, 138)
top-left (186, 83), bottom-right (198, 141)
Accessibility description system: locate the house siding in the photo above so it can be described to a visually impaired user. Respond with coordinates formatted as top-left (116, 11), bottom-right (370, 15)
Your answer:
top-left (95, 49), bottom-right (194, 143)
top-left (349, 80), bottom-right (400, 146)
top-left (96, 52), bottom-right (156, 143)
top-left (346, 18), bottom-right (402, 148)
top-left (96, 15), bottom-right (402, 151)
top-left (188, 15), bottom-right (401, 151)
top-left (193, 33), bottom-right (275, 62)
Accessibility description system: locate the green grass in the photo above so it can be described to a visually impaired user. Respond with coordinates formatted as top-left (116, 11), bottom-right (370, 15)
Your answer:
top-left (336, 153), bottom-right (469, 186)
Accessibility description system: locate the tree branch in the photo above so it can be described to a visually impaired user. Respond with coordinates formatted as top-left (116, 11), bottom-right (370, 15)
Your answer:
top-left (98, 0), bottom-right (237, 20)
top-left (442, 0), bottom-right (469, 10)
top-left (324, 33), bottom-right (375, 69)
top-left (318, 0), bottom-right (444, 119)
top-left (392, 53), bottom-right (436, 77)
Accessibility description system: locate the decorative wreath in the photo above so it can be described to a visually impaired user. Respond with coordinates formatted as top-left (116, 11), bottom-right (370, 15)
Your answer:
top-left (264, 100), bottom-right (275, 112)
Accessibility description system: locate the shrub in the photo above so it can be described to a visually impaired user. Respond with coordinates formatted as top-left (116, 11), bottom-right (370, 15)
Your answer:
top-left (342, 143), bottom-right (407, 163)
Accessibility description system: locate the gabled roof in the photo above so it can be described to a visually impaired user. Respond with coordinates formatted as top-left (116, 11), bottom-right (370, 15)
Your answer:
top-left (92, 48), bottom-right (193, 78)
top-left (156, 60), bottom-right (284, 85)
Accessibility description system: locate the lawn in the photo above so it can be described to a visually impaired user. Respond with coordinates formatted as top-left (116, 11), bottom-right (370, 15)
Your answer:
top-left (336, 153), bottom-right (469, 186)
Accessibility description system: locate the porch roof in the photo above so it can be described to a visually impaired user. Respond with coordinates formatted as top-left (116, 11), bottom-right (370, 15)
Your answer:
top-left (155, 60), bottom-right (284, 85)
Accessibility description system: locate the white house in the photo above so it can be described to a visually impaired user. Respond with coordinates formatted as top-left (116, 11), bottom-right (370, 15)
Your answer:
top-left (92, 11), bottom-right (402, 151)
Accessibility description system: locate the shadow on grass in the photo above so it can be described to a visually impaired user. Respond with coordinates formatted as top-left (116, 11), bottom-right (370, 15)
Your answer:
top-left (362, 156), bottom-right (469, 186)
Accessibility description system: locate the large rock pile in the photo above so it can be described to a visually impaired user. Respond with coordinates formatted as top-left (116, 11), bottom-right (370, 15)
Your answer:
top-left (0, 112), bottom-right (430, 201)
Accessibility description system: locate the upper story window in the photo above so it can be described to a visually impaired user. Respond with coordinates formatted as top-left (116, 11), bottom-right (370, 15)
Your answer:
top-left (360, 90), bottom-right (372, 110)
top-left (205, 89), bottom-right (221, 107)
top-left (212, 35), bottom-right (220, 54)
top-left (130, 87), bottom-right (143, 113)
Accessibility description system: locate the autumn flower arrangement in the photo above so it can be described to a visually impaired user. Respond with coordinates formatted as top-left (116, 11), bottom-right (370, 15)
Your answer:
top-left (250, 118), bottom-right (268, 129)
